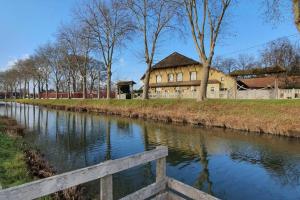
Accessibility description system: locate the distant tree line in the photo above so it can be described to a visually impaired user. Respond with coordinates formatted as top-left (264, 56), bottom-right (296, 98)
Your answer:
top-left (213, 38), bottom-right (300, 75)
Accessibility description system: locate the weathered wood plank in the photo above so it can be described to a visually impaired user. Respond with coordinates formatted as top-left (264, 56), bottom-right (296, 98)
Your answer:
top-left (167, 192), bottom-right (186, 200)
top-left (120, 179), bottom-right (167, 200)
top-left (0, 146), bottom-right (168, 200)
top-left (156, 157), bottom-right (166, 182)
top-left (167, 178), bottom-right (219, 200)
top-left (100, 175), bottom-right (113, 200)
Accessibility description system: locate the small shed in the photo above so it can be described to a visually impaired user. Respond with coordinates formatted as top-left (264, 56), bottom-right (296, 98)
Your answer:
top-left (116, 81), bottom-right (136, 99)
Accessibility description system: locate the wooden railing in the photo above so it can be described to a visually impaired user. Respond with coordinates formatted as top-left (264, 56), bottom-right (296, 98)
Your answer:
top-left (0, 146), bottom-right (218, 200)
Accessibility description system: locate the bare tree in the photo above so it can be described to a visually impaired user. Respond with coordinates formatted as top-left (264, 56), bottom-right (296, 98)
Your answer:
top-left (87, 58), bottom-right (105, 95)
top-left (57, 23), bottom-right (93, 99)
top-left (237, 54), bottom-right (257, 70)
top-left (76, 0), bottom-right (133, 99)
top-left (213, 56), bottom-right (237, 74)
top-left (260, 38), bottom-right (300, 74)
top-left (35, 45), bottom-right (53, 99)
top-left (40, 43), bottom-right (64, 99)
top-left (262, 0), bottom-right (300, 31)
top-left (183, 0), bottom-right (233, 101)
top-left (126, 0), bottom-right (180, 99)
top-left (16, 58), bottom-right (35, 99)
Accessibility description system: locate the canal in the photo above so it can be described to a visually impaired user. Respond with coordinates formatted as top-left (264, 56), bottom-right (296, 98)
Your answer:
top-left (0, 102), bottom-right (300, 200)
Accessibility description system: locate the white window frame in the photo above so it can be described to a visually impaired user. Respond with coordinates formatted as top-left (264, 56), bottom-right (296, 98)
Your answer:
top-left (156, 75), bottom-right (162, 83)
top-left (168, 73), bottom-right (174, 82)
top-left (176, 73), bottom-right (183, 82)
top-left (190, 71), bottom-right (197, 81)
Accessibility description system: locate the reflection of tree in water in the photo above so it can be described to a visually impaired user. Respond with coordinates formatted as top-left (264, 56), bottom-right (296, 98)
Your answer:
top-left (194, 136), bottom-right (213, 195)
top-left (37, 107), bottom-right (41, 133)
top-left (230, 144), bottom-right (300, 186)
top-left (55, 111), bottom-right (59, 139)
top-left (23, 104), bottom-right (27, 128)
top-left (117, 120), bottom-right (130, 131)
top-left (116, 119), bottom-right (134, 137)
top-left (105, 119), bottom-right (111, 160)
top-left (45, 110), bottom-right (48, 135)
top-left (113, 124), bottom-right (155, 200)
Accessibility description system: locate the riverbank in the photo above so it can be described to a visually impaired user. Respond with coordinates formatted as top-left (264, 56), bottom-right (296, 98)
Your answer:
top-left (0, 118), bottom-right (30, 189)
top-left (6, 98), bottom-right (300, 137)
top-left (0, 116), bottom-right (82, 199)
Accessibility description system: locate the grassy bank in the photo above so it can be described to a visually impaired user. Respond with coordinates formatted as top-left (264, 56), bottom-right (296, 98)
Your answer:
top-left (8, 98), bottom-right (300, 137)
top-left (0, 117), bottom-right (81, 199)
top-left (0, 119), bottom-right (31, 189)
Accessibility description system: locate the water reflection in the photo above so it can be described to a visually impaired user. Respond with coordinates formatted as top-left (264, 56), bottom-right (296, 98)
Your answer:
top-left (0, 103), bottom-right (300, 200)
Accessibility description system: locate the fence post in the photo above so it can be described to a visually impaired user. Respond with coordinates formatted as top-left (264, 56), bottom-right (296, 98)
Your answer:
top-left (100, 175), bottom-right (113, 200)
top-left (156, 157), bottom-right (166, 182)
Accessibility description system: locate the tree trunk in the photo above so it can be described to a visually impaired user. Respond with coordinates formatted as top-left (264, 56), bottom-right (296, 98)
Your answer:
top-left (142, 64), bottom-right (152, 100)
top-left (33, 84), bottom-right (36, 99)
top-left (68, 72), bottom-right (71, 99)
top-left (56, 85), bottom-right (59, 99)
top-left (27, 81), bottom-right (30, 99)
top-left (68, 80), bottom-right (71, 99)
top-left (106, 65), bottom-right (112, 99)
top-left (19, 83), bottom-right (22, 99)
top-left (198, 62), bottom-right (210, 101)
top-left (38, 80), bottom-right (41, 99)
top-left (23, 81), bottom-right (26, 99)
top-left (98, 69), bottom-right (101, 99)
top-left (14, 87), bottom-right (17, 99)
top-left (46, 81), bottom-right (49, 99)
top-left (72, 77), bottom-right (77, 93)
top-left (4, 88), bottom-right (7, 100)
top-left (83, 75), bottom-right (87, 99)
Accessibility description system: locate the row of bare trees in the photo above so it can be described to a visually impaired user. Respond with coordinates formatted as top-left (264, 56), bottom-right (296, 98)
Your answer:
top-left (213, 38), bottom-right (300, 75)
top-left (1, 0), bottom-right (297, 101)
top-left (0, 43), bottom-right (106, 99)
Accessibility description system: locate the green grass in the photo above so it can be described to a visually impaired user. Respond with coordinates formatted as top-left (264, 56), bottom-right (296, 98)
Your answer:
top-left (0, 132), bottom-right (31, 189)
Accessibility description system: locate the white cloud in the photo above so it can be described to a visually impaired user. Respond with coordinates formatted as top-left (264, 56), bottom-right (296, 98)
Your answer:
top-left (3, 54), bottom-right (30, 70)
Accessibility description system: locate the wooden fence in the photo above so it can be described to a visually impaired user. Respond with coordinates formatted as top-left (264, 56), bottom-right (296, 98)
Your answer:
top-left (0, 146), bottom-right (218, 200)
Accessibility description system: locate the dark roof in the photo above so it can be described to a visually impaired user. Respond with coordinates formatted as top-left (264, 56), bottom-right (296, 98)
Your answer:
top-left (230, 65), bottom-right (286, 77)
top-left (141, 52), bottom-right (200, 80)
top-left (116, 81), bottom-right (136, 86)
top-left (238, 76), bottom-right (300, 89)
top-left (152, 52), bottom-right (199, 69)
top-left (149, 80), bottom-right (220, 88)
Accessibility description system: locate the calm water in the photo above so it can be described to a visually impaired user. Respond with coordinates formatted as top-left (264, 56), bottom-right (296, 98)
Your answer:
top-left (0, 102), bottom-right (300, 200)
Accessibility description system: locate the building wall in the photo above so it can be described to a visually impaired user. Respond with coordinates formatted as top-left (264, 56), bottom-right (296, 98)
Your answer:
top-left (146, 64), bottom-right (236, 97)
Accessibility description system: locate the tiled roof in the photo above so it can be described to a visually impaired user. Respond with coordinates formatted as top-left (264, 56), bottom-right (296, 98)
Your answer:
top-left (140, 52), bottom-right (224, 80)
top-left (238, 76), bottom-right (300, 89)
top-left (152, 52), bottom-right (199, 69)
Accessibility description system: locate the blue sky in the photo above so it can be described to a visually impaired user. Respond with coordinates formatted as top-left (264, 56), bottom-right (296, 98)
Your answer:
top-left (0, 0), bottom-right (299, 86)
